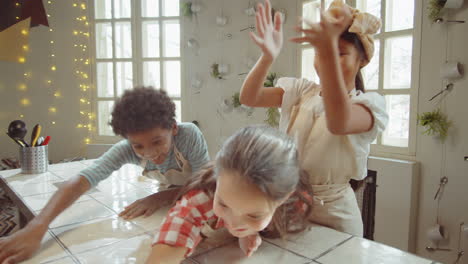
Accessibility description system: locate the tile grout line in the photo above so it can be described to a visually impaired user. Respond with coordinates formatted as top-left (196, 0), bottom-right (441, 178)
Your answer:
top-left (44, 229), bottom-right (82, 264)
top-left (61, 232), bottom-right (153, 261)
top-left (313, 236), bottom-right (354, 261)
top-left (262, 240), bottom-right (314, 260)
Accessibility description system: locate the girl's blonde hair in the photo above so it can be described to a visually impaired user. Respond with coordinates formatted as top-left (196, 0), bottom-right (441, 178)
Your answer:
top-left (177, 125), bottom-right (313, 238)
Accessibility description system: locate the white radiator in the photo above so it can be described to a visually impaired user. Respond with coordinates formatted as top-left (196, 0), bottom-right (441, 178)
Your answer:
top-left (368, 156), bottom-right (420, 253)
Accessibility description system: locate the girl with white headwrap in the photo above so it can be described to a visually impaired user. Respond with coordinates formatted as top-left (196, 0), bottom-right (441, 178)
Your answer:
top-left (240, 0), bottom-right (388, 236)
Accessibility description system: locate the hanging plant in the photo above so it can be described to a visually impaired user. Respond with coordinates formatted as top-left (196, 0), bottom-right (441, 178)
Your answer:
top-left (231, 92), bottom-right (241, 108)
top-left (264, 72), bottom-right (280, 127)
top-left (427, 0), bottom-right (446, 22)
top-left (264, 72), bottom-right (278, 87)
top-left (417, 108), bottom-right (451, 141)
top-left (210, 63), bottom-right (225, 80)
top-left (265, 107), bottom-right (280, 127)
top-left (181, 2), bottom-right (194, 17)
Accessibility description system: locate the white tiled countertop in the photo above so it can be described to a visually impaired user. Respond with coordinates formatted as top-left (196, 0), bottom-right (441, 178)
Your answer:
top-left (0, 161), bottom-right (437, 264)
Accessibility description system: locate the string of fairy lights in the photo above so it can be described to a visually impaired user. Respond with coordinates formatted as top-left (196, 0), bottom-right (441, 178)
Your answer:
top-left (15, 0), bottom-right (94, 146)
top-left (72, 0), bottom-right (94, 145)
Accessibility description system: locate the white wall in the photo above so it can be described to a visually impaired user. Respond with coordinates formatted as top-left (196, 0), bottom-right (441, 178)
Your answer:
top-left (415, 2), bottom-right (468, 263)
top-left (181, 0), bottom-right (299, 157)
top-left (0, 1), bottom-right (89, 163)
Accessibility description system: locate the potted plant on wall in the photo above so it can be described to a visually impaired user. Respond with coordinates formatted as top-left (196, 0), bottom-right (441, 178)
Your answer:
top-left (417, 108), bottom-right (451, 142)
top-left (181, 2), bottom-right (194, 17)
top-left (427, 0), bottom-right (465, 22)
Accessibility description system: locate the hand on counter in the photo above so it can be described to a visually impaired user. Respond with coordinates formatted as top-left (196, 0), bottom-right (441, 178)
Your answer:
top-left (119, 188), bottom-right (179, 220)
top-left (0, 222), bottom-right (46, 264)
top-left (239, 233), bottom-right (262, 257)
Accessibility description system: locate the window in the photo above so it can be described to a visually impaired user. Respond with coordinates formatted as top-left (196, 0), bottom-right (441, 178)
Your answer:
top-left (299, 0), bottom-right (418, 155)
top-left (93, 0), bottom-right (182, 137)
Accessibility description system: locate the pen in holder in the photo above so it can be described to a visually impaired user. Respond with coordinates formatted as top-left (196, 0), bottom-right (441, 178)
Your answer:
top-left (19, 145), bottom-right (49, 174)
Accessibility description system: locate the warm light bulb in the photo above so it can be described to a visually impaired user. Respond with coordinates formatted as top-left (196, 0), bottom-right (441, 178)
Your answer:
top-left (15, 2), bottom-right (20, 6)
top-left (73, 3), bottom-right (77, 7)
top-left (21, 29), bottom-right (28, 35)
top-left (50, 40), bottom-right (54, 44)
top-left (84, 138), bottom-right (91, 144)
top-left (20, 98), bottom-right (30, 106)
top-left (80, 3), bottom-right (86, 9)
top-left (52, 121), bottom-right (56, 125)
top-left (18, 84), bottom-right (27, 91)
top-left (22, 45), bottom-right (29, 51)
top-left (73, 30), bottom-right (78, 35)
top-left (80, 98), bottom-right (86, 103)
top-left (47, 80), bottom-right (52, 84)
top-left (20, 114), bottom-right (24, 118)
top-left (54, 91), bottom-right (61, 97)
top-left (18, 57), bottom-right (26, 63)
top-left (51, 66), bottom-right (57, 71)
top-left (49, 107), bottom-right (57, 113)
top-left (49, 28), bottom-right (53, 32)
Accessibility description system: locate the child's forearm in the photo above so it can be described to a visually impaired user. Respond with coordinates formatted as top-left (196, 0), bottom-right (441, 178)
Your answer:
top-left (29, 175), bottom-right (91, 233)
top-left (316, 43), bottom-right (353, 134)
top-left (240, 55), bottom-right (274, 106)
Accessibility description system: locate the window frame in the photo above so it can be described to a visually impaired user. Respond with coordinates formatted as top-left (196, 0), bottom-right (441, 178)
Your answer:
top-left (89, 0), bottom-right (184, 143)
top-left (297, 0), bottom-right (422, 157)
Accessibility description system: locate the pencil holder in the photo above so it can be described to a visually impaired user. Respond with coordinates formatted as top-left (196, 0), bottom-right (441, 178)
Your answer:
top-left (19, 145), bottom-right (48, 174)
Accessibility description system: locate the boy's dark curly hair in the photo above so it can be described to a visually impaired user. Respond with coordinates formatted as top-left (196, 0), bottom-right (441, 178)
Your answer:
top-left (110, 87), bottom-right (176, 137)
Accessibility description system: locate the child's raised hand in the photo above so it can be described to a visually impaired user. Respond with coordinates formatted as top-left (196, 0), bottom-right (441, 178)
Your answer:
top-left (290, 5), bottom-right (353, 50)
top-left (239, 233), bottom-right (262, 257)
top-left (249, 0), bottom-right (283, 61)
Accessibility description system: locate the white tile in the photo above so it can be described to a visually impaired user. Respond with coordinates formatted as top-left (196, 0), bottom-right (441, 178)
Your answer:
top-left (0, 168), bottom-right (22, 179)
top-left (125, 175), bottom-right (165, 190)
top-left (47, 199), bottom-right (115, 228)
top-left (10, 180), bottom-right (59, 197)
top-left (23, 193), bottom-right (92, 212)
top-left (90, 188), bottom-right (152, 214)
top-left (265, 224), bottom-right (352, 259)
top-left (44, 257), bottom-right (76, 264)
top-left (48, 161), bottom-right (86, 172)
top-left (130, 206), bottom-right (171, 232)
top-left (192, 240), bottom-right (311, 264)
top-left (21, 232), bottom-right (68, 264)
top-left (50, 168), bottom-right (86, 180)
top-left (316, 237), bottom-right (433, 264)
top-left (51, 216), bottom-right (146, 255)
top-left (113, 164), bottom-right (144, 180)
top-left (5, 172), bottom-right (62, 184)
top-left (96, 177), bottom-right (140, 196)
top-left (75, 234), bottom-right (153, 263)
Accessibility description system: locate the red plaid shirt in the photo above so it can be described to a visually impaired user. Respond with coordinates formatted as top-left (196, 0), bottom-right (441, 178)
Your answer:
top-left (152, 189), bottom-right (311, 256)
top-left (152, 190), bottom-right (223, 256)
